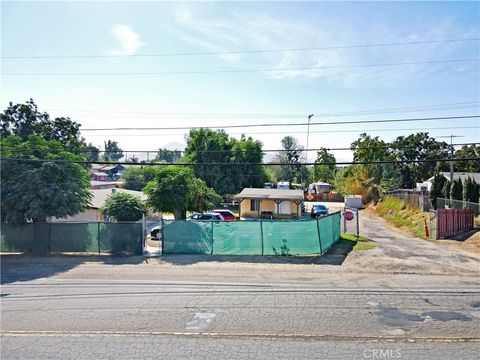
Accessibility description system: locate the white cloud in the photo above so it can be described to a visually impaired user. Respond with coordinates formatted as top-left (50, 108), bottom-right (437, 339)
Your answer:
top-left (109, 24), bottom-right (145, 56)
top-left (171, 4), bottom-right (477, 87)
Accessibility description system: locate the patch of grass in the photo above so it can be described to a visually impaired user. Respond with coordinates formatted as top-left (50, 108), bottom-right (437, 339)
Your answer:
top-left (353, 241), bottom-right (376, 251)
top-left (340, 234), bottom-right (369, 242)
top-left (337, 234), bottom-right (376, 252)
top-left (376, 196), bottom-right (430, 239)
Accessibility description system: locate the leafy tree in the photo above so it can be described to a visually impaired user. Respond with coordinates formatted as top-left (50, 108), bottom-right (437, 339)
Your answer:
top-left (122, 166), bottom-right (159, 191)
top-left (463, 177), bottom-right (480, 203)
top-left (391, 133), bottom-right (449, 188)
top-left (103, 140), bottom-right (123, 161)
top-left (144, 166), bottom-right (222, 220)
top-left (0, 136), bottom-right (92, 223)
top-left (102, 192), bottom-right (147, 221)
top-left (450, 179), bottom-right (463, 201)
top-left (185, 129), bottom-right (266, 195)
top-left (442, 179), bottom-right (452, 200)
top-left (86, 143), bottom-right (100, 162)
top-left (1, 99), bottom-right (86, 152)
top-left (127, 155), bottom-right (139, 163)
top-left (455, 145), bottom-right (480, 172)
top-left (272, 136), bottom-right (305, 186)
top-left (155, 148), bottom-right (183, 163)
top-left (313, 148), bottom-right (336, 184)
top-left (430, 171), bottom-right (447, 209)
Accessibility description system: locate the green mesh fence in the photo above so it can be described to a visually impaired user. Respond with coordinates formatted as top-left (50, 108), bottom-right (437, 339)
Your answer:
top-left (163, 220), bottom-right (212, 254)
top-left (0, 222), bottom-right (142, 255)
top-left (213, 221), bottom-right (263, 255)
top-left (163, 212), bottom-right (342, 256)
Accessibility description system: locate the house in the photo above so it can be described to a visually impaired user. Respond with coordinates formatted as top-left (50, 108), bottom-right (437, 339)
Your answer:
top-left (234, 188), bottom-right (304, 219)
top-left (51, 188), bottom-right (149, 222)
top-left (90, 171), bottom-right (109, 182)
top-left (416, 172), bottom-right (480, 191)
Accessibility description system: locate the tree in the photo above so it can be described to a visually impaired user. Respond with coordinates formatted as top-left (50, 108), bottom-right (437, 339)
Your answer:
top-left (127, 155), bottom-right (139, 163)
top-left (144, 166), bottom-right (222, 219)
top-left (455, 145), bottom-right (480, 172)
top-left (155, 148), bottom-right (183, 163)
top-left (1, 99), bottom-right (86, 152)
top-left (391, 133), bottom-right (449, 188)
top-left (122, 166), bottom-right (159, 191)
top-left (273, 136), bottom-right (305, 186)
top-left (430, 171), bottom-right (447, 209)
top-left (86, 143), bottom-right (100, 162)
top-left (103, 140), bottom-right (123, 162)
top-left (185, 129), bottom-right (266, 195)
top-left (442, 179), bottom-right (452, 200)
top-left (0, 136), bottom-right (92, 223)
top-left (313, 148), bottom-right (336, 184)
top-left (102, 192), bottom-right (147, 221)
top-left (450, 179), bottom-right (463, 201)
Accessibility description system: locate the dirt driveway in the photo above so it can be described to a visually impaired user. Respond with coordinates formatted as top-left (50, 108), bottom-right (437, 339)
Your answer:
top-left (343, 211), bottom-right (480, 275)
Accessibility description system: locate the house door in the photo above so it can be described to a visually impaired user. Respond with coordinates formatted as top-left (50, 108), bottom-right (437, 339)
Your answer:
top-left (279, 201), bottom-right (291, 215)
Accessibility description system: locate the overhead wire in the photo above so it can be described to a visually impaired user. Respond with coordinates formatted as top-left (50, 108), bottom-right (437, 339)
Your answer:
top-left (3, 58), bottom-right (479, 76)
top-left (3, 37), bottom-right (478, 59)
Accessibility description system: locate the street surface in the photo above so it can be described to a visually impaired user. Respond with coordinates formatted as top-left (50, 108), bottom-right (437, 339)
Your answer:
top-left (1, 210), bottom-right (479, 359)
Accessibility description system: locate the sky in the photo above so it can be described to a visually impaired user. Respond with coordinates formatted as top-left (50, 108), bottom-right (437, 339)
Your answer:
top-left (1, 1), bottom-right (479, 162)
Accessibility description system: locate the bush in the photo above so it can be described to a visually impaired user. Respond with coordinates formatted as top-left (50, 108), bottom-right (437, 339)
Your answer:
top-left (102, 192), bottom-right (147, 221)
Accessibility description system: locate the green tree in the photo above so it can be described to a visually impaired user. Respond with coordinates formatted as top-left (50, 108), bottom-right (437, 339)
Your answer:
top-left (313, 148), bottom-right (336, 184)
top-left (185, 129), bottom-right (266, 195)
top-left (273, 136), bottom-right (305, 186)
top-left (0, 136), bottom-right (92, 223)
top-left (442, 180), bottom-right (452, 200)
top-left (144, 166), bottom-right (222, 219)
top-left (155, 148), bottom-right (183, 163)
top-left (455, 145), bottom-right (480, 172)
top-left (450, 179), bottom-right (463, 201)
top-left (103, 140), bottom-right (123, 161)
top-left (102, 192), bottom-right (147, 221)
top-left (122, 166), bottom-right (159, 191)
top-left (1, 99), bottom-right (86, 152)
top-left (86, 143), bottom-right (100, 162)
top-left (430, 171), bottom-right (447, 209)
top-left (391, 133), bottom-right (449, 188)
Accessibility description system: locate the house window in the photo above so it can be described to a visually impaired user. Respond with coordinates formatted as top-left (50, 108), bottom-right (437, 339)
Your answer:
top-left (250, 199), bottom-right (260, 211)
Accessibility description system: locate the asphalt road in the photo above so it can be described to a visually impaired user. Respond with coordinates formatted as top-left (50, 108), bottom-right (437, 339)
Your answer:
top-left (1, 264), bottom-right (479, 359)
top-left (2, 210), bottom-right (479, 359)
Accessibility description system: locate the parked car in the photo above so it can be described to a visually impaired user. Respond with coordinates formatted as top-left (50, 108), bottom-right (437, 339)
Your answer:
top-left (187, 213), bottom-right (224, 222)
top-left (311, 204), bottom-right (329, 218)
top-left (212, 209), bottom-right (236, 221)
top-left (150, 226), bottom-right (161, 239)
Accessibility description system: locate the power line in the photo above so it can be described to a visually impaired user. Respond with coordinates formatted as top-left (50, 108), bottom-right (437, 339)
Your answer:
top-left (3, 58), bottom-right (478, 76)
top-left (3, 38), bottom-right (478, 59)
top-left (2, 142), bottom-right (477, 155)
top-left (79, 115), bottom-right (480, 131)
top-left (43, 101), bottom-right (479, 119)
top-left (1, 157), bottom-right (479, 167)
top-left (83, 125), bottom-right (480, 137)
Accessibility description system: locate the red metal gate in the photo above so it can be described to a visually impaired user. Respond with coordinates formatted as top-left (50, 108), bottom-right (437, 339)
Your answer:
top-left (436, 209), bottom-right (474, 239)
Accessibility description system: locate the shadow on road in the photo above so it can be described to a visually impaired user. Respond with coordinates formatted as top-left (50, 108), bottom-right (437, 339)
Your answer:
top-left (0, 255), bottom-right (145, 284)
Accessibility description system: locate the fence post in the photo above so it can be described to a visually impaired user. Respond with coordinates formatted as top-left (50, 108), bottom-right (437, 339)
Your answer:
top-left (316, 217), bottom-right (323, 254)
top-left (161, 218), bottom-right (165, 255)
top-left (97, 221), bottom-right (101, 255)
top-left (260, 219), bottom-right (264, 256)
top-left (210, 221), bottom-right (214, 255)
top-left (48, 222), bottom-right (52, 255)
top-left (355, 209), bottom-right (360, 239)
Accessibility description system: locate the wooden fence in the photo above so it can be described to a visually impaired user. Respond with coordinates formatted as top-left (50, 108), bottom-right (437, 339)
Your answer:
top-left (436, 209), bottom-right (475, 239)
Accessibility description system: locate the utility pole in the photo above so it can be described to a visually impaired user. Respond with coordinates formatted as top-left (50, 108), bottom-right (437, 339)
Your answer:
top-left (303, 114), bottom-right (314, 186)
top-left (438, 134), bottom-right (464, 181)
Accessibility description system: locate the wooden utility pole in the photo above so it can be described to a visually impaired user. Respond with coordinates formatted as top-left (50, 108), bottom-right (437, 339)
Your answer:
top-left (438, 134), bottom-right (464, 181)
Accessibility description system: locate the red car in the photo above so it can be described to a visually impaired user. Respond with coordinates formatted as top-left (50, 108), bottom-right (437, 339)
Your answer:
top-left (212, 209), bottom-right (237, 221)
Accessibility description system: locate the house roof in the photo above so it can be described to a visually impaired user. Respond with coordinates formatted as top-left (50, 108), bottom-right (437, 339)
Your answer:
top-left (234, 188), bottom-right (304, 201)
top-left (89, 188), bottom-right (148, 209)
top-left (91, 172), bottom-right (109, 177)
top-left (440, 172), bottom-right (480, 183)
